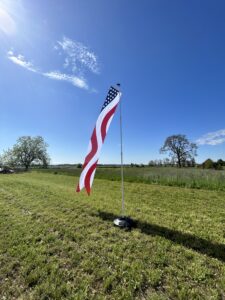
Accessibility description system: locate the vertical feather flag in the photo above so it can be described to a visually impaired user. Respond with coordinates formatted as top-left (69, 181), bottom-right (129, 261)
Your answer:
top-left (76, 86), bottom-right (122, 195)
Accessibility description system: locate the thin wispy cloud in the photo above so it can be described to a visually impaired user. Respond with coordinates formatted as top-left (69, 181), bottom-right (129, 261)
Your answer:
top-left (43, 71), bottom-right (88, 90)
top-left (7, 37), bottom-right (99, 91)
top-left (55, 37), bottom-right (100, 75)
top-left (196, 129), bottom-right (225, 145)
top-left (7, 50), bottom-right (89, 90)
top-left (7, 50), bottom-right (38, 73)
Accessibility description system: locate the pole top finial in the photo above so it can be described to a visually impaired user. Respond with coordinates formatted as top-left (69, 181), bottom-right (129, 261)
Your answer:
top-left (115, 83), bottom-right (121, 92)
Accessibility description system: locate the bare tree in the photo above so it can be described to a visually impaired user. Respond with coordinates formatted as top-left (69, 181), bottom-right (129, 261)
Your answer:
top-left (1, 136), bottom-right (50, 170)
top-left (160, 134), bottom-right (197, 168)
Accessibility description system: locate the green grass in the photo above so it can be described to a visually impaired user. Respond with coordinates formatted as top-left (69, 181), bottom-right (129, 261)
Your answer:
top-left (38, 166), bottom-right (225, 191)
top-left (0, 172), bottom-right (224, 299)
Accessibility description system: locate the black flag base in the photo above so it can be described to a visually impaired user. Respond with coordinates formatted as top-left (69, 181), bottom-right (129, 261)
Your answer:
top-left (113, 217), bottom-right (134, 229)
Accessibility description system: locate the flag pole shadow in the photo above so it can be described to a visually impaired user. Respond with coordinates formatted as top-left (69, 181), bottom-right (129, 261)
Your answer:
top-left (96, 210), bottom-right (225, 263)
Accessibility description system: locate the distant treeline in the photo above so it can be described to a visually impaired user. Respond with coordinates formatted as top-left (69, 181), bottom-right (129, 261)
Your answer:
top-left (201, 159), bottom-right (225, 170)
top-left (29, 158), bottom-right (225, 171)
top-left (148, 158), bottom-right (225, 170)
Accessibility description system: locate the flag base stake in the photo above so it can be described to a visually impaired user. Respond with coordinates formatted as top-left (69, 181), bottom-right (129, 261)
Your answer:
top-left (113, 217), bottom-right (134, 229)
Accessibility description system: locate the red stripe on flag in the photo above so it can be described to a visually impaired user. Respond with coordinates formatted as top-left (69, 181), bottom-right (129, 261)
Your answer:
top-left (84, 161), bottom-right (98, 195)
top-left (101, 105), bottom-right (117, 141)
top-left (82, 128), bottom-right (98, 170)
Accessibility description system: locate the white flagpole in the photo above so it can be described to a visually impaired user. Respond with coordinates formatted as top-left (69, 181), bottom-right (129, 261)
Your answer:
top-left (113, 84), bottom-right (133, 228)
top-left (119, 92), bottom-right (125, 217)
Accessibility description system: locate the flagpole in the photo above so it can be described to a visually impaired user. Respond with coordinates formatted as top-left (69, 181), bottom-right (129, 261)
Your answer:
top-left (113, 84), bottom-right (133, 229)
top-left (119, 90), bottom-right (125, 217)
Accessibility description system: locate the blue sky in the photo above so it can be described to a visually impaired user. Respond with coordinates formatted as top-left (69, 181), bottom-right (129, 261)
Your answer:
top-left (1, 0), bottom-right (225, 164)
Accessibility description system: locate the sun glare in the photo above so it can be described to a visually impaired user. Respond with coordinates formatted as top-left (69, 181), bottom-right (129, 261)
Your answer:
top-left (0, 2), bottom-right (16, 35)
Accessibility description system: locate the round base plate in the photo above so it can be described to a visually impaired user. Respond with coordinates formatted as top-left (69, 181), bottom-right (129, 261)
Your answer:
top-left (113, 217), bottom-right (134, 229)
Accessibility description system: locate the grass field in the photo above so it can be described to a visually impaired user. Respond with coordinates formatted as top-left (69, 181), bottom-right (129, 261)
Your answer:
top-left (0, 172), bottom-right (225, 299)
top-left (39, 166), bottom-right (225, 191)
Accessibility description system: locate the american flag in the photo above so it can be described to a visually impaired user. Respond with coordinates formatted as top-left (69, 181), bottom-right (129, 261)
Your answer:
top-left (76, 86), bottom-right (122, 195)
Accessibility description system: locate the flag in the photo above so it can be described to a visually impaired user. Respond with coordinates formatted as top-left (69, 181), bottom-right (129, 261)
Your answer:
top-left (76, 85), bottom-right (122, 195)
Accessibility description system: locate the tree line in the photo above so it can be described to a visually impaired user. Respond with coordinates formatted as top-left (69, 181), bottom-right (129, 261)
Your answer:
top-left (0, 134), bottom-right (224, 171)
top-left (157, 134), bottom-right (224, 169)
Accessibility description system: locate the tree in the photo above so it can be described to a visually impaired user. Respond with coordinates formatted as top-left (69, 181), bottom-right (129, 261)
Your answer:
top-left (203, 158), bottom-right (213, 169)
top-left (163, 158), bottom-right (171, 167)
top-left (148, 160), bottom-right (155, 167)
top-left (202, 158), bottom-right (223, 170)
top-left (2, 136), bottom-right (50, 170)
top-left (160, 134), bottom-right (197, 168)
top-left (1, 149), bottom-right (17, 168)
top-left (217, 159), bottom-right (225, 167)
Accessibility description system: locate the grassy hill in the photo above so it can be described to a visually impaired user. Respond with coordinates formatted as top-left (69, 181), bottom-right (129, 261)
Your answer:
top-left (0, 172), bottom-right (224, 299)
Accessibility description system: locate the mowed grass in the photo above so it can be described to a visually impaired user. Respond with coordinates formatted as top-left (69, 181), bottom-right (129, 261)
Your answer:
top-left (0, 172), bottom-right (224, 300)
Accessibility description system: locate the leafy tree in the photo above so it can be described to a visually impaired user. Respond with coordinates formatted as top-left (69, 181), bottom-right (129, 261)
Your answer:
top-left (202, 158), bottom-right (223, 170)
top-left (148, 160), bottom-right (155, 167)
top-left (160, 134), bottom-right (197, 168)
top-left (217, 159), bottom-right (225, 167)
top-left (1, 149), bottom-right (17, 168)
top-left (1, 136), bottom-right (50, 170)
top-left (214, 163), bottom-right (223, 170)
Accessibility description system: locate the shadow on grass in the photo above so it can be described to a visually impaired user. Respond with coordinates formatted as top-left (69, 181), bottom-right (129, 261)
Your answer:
top-left (97, 210), bottom-right (225, 263)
